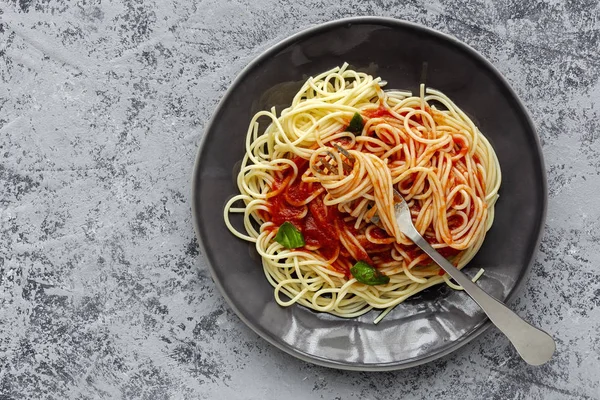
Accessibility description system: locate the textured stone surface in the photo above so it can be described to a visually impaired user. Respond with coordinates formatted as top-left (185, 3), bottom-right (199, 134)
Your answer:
top-left (1, 0), bottom-right (600, 399)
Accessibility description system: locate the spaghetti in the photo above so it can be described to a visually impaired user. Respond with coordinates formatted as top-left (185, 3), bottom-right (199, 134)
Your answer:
top-left (224, 64), bottom-right (501, 321)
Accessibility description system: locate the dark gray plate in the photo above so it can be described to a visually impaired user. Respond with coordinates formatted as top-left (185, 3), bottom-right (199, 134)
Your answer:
top-left (192, 17), bottom-right (546, 370)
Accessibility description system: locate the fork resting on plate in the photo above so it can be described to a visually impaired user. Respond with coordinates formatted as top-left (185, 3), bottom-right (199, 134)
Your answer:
top-left (317, 144), bottom-right (556, 366)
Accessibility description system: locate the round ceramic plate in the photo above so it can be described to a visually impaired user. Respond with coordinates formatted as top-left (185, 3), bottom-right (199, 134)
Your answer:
top-left (192, 17), bottom-right (546, 370)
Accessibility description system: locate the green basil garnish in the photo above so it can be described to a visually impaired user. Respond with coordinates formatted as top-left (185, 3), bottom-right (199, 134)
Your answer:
top-left (350, 261), bottom-right (390, 285)
top-left (275, 222), bottom-right (305, 249)
top-left (346, 112), bottom-right (364, 134)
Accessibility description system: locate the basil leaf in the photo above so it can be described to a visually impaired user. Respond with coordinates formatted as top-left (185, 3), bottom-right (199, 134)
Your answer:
top-left (275, 222), bottom-right (305, 249)
top-left (350, 261), bottom-right (390, 285)
top-left (346, 112), bottom-right (364, 134)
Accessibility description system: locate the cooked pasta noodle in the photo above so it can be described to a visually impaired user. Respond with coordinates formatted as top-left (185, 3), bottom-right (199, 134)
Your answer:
top-left (224, 64), bottom-right (501, 320)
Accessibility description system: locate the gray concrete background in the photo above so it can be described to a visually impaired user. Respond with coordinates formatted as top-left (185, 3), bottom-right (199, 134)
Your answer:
top-left (1, 0), bottom-right (599, 399)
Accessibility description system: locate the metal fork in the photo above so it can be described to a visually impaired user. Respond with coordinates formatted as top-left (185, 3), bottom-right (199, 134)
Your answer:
top-left (316, 145), bottom-right (556, 366)
top-left (393, 191), bottom-right (555, 365)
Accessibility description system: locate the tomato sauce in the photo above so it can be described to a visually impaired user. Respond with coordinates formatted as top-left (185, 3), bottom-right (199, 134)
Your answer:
top-left (266, 161), bottom-right (346, 273)
top-left (304, 197), bottom-right (340, 250)
top-left (364, 106), bottom-right (395, 119)
top-left (447, 214), bottom-right (463, 230)
top-left (265, 154), bottom-right (462, 279)
top-left (268, 195), bottom-right (306, 226)
top-left (284, 179), bottom-right (316, 206)
top-left (370, 227), bottom-right (390, 239)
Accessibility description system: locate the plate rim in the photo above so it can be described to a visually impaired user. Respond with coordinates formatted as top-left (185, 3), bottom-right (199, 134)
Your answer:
top-left (191, 16), bottom-right (548, 371)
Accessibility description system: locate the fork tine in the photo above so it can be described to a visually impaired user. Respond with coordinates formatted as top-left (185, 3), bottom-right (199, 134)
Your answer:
top-left (333, 143), bottom-right (355, 173)
top-left (312, 163), bottom-right (323, 173)
top-left (325, 150), bottom-right (353, 174)
top-left (334, 143), bottom-right (355, 161)
top-left (320, 157), bottom-right (337, 174)
top-left (326, 151), bottom-right (337, 160)
top-left (392, 188), bottom-right (406, 203)
top-left (313, 146), bottom-right (355, 175)
top-left (340, 159), bottom-right (353, 173)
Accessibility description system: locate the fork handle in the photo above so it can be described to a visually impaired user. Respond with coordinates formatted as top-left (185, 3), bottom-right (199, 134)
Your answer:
top-left (411, 234), bottom-right (556, 365)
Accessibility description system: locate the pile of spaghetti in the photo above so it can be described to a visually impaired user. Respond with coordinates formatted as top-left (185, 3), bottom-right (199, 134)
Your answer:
top-left (224, 64), bottom-right (501, 322)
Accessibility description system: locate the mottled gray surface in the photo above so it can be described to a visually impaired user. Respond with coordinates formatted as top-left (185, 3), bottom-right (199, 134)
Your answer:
top-left (1, 0), bottom-right (599, 399)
